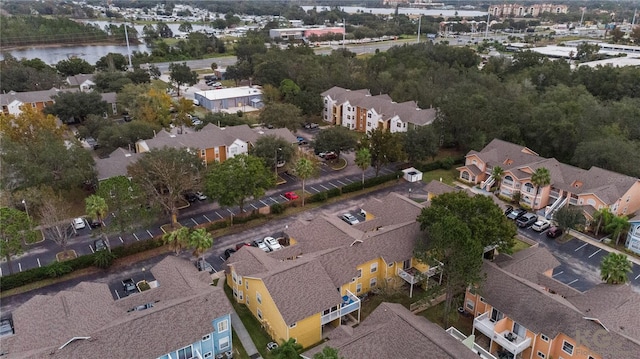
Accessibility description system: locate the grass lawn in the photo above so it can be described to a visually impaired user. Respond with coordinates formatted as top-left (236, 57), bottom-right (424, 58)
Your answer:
top-left (420, 298), bottom-right (474, 335)
top-left (511, 238), bottom-right (531, 253)
top-left (359, 290), bottom-right (415, 321)
top-left (223, 283), bottom-right (272, 359)
top-left (421, 169), bottom-right (458, 186)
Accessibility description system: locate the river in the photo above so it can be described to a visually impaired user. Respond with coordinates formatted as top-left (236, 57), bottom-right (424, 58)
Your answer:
top-left (2, 20), bottom-right (214, 65)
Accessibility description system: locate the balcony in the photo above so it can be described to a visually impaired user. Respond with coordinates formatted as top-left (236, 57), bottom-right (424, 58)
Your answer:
top-left (320, 290), bottom-right (360, 325)
top-left (446, 327), bottom-right (497, 359)
top-left (502, 180), bottom-right (514, 188)
top-left (473, 313), bottom-right (532, 355)
top-left (549, 190), bottom-right (560, 199)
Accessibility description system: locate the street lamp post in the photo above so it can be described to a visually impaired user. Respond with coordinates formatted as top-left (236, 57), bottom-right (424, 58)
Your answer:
top-left (274, 147), bottom-right (281, 180)
top-left (21, 199), bottom-right (31, 229)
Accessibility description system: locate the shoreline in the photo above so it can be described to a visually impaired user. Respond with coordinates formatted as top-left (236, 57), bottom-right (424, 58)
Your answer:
top-left (1, 40), bottom-right (133, 51)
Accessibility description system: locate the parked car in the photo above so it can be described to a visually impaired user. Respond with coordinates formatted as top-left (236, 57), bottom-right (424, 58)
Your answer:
top-left (253, 239), bottom-right (271, 252)
top-left (504, 205), bottom-right (514, 216)
top-left (94, 238), bottom-right (108, 252)
top-left (546, 226), bottom-right (563, 238)
top-left (324, 152), bottom-right (338, 161)
top-left (73, 217), bottom-right (86, 230)
top-left (223, 248), bottom-right (236, 260)
top-left (88, 218), bottom-right (103, 229)
top-left (531, 219), bottom-right (551, 232)
top-left (235, 242), bottom-right (252, 250)
top-left (183, 192), bottom-right (197, 203)
top-left (506, 208), bottom-right (527, 220)
top-left (516, 213), bottom-right (538, 228)
top-left (195, 259), bottom-right (215, 273)
top-left (264, 236), bottom-right (282, 251)
top-left (284, 191), bottom-right (299, 200)
top-left (195, 191), bottom-right (207, 200)
top-left (342, 213), bottom-right (360, 225)
top-left (304, 122), bottom-right (319, 129)
top-left (122, 278), bottom-right (138, 296)
top-left (267, 342), bottom-right (279, 351)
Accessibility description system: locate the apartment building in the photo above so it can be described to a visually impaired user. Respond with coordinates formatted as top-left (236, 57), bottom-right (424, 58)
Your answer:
top-left (224, 193), bottom-right (444, 348)
top-left (457, 139), bottom-right (640, 219)
top-left (489, 3), bottom-right (569, 18)
top-left (0, 256), bottom-right (234, 359)
top-left (625, 214), bottom-right (640, 255)
top-left (320, 86), bottom-right (437, 133)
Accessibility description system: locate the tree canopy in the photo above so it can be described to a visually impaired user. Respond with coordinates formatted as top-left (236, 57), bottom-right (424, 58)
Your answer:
top-left (169, 62), bottom-right (198, 96)
top-left (250, 135), bottom-right (295, 170)
top-left (258, 103), bottom-right (303, 132)
top-left (313, 126), bottom-right (358, 160)
top-left (44, 91), bottom-right (109, 124)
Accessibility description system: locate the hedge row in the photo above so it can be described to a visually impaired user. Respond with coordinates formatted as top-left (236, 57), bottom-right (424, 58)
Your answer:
top-left (413, 156), bottom-right (465, 172)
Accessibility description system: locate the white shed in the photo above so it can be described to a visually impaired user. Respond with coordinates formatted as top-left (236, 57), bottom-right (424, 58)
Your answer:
top-left (402, 167), bottom-right (423, 183)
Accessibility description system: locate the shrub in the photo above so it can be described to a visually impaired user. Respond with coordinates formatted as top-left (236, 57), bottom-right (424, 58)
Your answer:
top-left (233, 211), bottom-right (264, 224)
top-left (364, 171), bottom-right (402, 188)
top-left (440, 157), bottom-right (455, 170)
top-left (111, 238), bottom-right (164, 258)
top-left (307, 192), bottom-right (328, 203)
top-left (342, 182), bottom-right (362, 193)
top-left (0, 266), bottom-right (49, 291)
top-left (271, 203), bottom-right (285, 214)
top-left (326, 188), bottom-right (342, 199)
top-left (45, 262), bottom-right (73, 278)
top-left (94, 250), bottom-right (117, 269)
top-left (207, 220), bottom-right (229, 231)
top-left (138, 281), bottom-right (151, 291)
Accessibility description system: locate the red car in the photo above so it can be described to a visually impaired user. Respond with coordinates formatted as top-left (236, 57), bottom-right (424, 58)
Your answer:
top-left (284, 192), bottom-right (299, 200)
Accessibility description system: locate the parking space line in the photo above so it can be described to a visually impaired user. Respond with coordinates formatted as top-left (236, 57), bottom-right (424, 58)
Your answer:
top-left (336, 180), bottom-right (347, 186)
top-left (227, 209), bottom-right (234, 215)
top-left (133, 233), bottom-right (139, 241)
top-left (588, 248), bottom-right (602, 258)
top-left (270, 197), bottom-right (279, 204)
top-left (89, 245), bottom-right (95, 254)
top-left (0, 268), bottom-right (2, 276)
top-left (567, 279), bottom-right (579, 285)
top-left (18, 263), bottom-right (22, 272)
top-left (203, 214), bottom-right (212, 222)
top-left (635, 273), bottom-right (640, 280)
top-left (114, 290), bottom-right (121, 300)
top-left (575, 243), bottom-right (588, 251)
top-left (147, 230), bottom-right (153, 238)
top-left (37, 258), bottom-right (41, 267)
top-left (308, 187), bottom-right (320, 193)
top-left (328, 182), bottom-right (339, 188)
top-left (191, 218), bottom-right (198, 225)
top-left (343, 178), bottom-right (354, 183)
top-left (215, 211), bottom-right (223, 219)
top-left (119, 236), bottom-right (124, 243)
top-left (552, 271), bottom-right (564, 277)
top-left (250, 203), bottom-right (258, 210)
top-left (280, 195), bottom-right (289, 201)
top-left (320, 184), bottom-right (330, 190)
top-left (259, 200), bottom-right (269, 207)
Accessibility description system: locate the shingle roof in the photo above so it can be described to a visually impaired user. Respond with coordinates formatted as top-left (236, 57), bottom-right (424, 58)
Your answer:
top-left (0, 88), bottom-right (77, 106)
top-left (95, 147), bottom-right (142, 180)
top-left (1, 256), bottom-right (232, 359)
top-left (66, 74), bottom-right (95, 87)
top-left (100, 92), bottom-right (116, 104)
top-left (304, 302), bottom-right (481, 359)
top-left (498, 245), bottom-right (560, 284)
top-left (356, 192), bottom-right (423, 232)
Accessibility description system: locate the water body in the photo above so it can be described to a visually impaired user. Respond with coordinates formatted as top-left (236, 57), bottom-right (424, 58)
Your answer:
top-left (301, 6), bottom-right (487, 18)
top-left (2, 20), bottom-right (213, 65)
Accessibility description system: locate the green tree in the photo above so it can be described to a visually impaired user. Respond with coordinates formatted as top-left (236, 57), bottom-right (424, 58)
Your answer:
top-left (592, 208), bottom-right (613, 236)
top-left (178, 22), bottom-right (193, 33)
top-left (313, 126), bottom-right (358, 161)
top-left (553, 206), bottom-right (586, 234)
top-left (168, 62), bottom-right (198, 96)
top-left (292, 151), bottom-right (320, 206)
top-left (93, 71), bottom-right (133, 92)
top-left (95, 53), bottom-right (128, 72)
top-left (600, 252), bottom-right (632, 284)
top-left (491, 166), bottom-right (504, 190)
top-left (531, 167), bottom-right (551, 210)
top-left (189, 228), bottom-right (213, 260)
top-left (575, 43), bottom-right (601, 62)
top-left (174, 97), bottom-right (195, 131)
top-left (0, 207), bottom-right (36, 274)
top-left (605, 215), bottom-right (630, 247)
top-left (279, 78), bottom-right (301, 102)
top-left (85, 194), bottom-right (108, 224)
top-left (204, 154), bottom-right (275, 212)
top-left (93, 248), bottom-right (116, 268)
top-left (55, 58), bottom-right (94, 76)
top-left (313, 346), bottom-right (344, 359)
top-left (271, 338), bottom-right (303, 359)
top-left (128, 148), bottom-right (204, 227)
top-left (416, 191), bottom-right (516, 326)
top-left (361, 128), bottom-right (405, 176)
top-left (148, 64), bottom-right (161, 79)
top-left (355, 147), bottom-right (371, 186)
top-left (96, 176), bottom-right (157, 233)
top-left (126, 68), bottom-right (151, 84)
top-left (609, 27), bottom-right (625, 43)
top-left (631, 26), bottom-right (640, 44)
top-left (44, 91), bottom-right (108, 123)
top-left (211, 62), bottom-right (218, 72)
top-left (0, 54), bottom-right (62, 93)
top-left (402, 126), bottom-right (439, 163)
top-left (163, 226), bottom-right (190, 254)
top-left (259, 103), bottom-right (303, 132)
top-left (250, 135), bottom-right (295, 170)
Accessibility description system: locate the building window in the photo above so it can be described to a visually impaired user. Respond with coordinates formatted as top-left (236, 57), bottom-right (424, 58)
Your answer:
top-left (367, 113), bottom-right (371, 118)
top-left (537, 352), bottom-right (546, 358)
top-left (217, 319), bottom-right (229, 333)
top-left (370, 278), bottom-right (377, 287)
top-left (289, 322), bottom-right (297, 328)
top-left (397, 122), bottom-right (401, 128)
top-left (257, 308), bottom-right (263, 320)
top-left (178, 345), bottom-right (193, 359)
top-left (257, 292), bottom-right (262, 304)
top-left (562, 340), bottom-right (574, 355)
top-left (202, 334), bottom-right (211, 341)
top-left (480, 297), bottom-right (486, 303)
top-left (357, 269), bottom-right (362, 278)
top-left (388, 262), bottom-right (394, 267)
top-left (219, 336), bottom-right (230, 350)
top-left (238, 291), bottom-right (243, 301)
top-left (367, 122), bottom-right (371, 127)
top-left (540, 334), bottom-right (549, 342)
top-left (204, 352), bottom-right (212, 359)
top-left (356, 283), bottom-right (362, 293)
top-left (370, 263), bottom-right (378, 273)
top-left (237, 277), bottom-right (242, 285)
top-left (465, 300), bottom-right (474, 311)
top-left (200, 149), bottom-right (206, 156)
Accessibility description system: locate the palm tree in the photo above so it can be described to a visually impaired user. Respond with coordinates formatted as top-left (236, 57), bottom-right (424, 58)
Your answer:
top-left (605, 215), bottom-right (630, 247)
top-left (162, 226), bottom-right (190, 254)
top-left (292, 152), bottom-right (320, 207)
top-left (531, 167), bottom-right (551, 210)
top-left (355, 148), bottom-right (371, 186)
top-left (490, 165), bottom-right (503, 190)
top-left (271, 338), bottom-right (303, 359)
top-left (313, 347), bottom-right (345, 359)
top-left (189, 228), bottom-right (213, 261)
top-left (592, 208), bottom-right (613, 236)
top-left (85, 194), bottom-right (108, 224)
top-left (600, 252), bottom-right (632, 284)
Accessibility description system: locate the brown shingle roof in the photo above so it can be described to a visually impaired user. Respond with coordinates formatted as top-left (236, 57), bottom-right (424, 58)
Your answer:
top-left (499, 246), bottom-right (561, 284)
top-left (95, 147), bottom-right (142, 180)
top-left (356, 192), bottom-right (423, 232)
top-left (304, 302), bottom-right (481, 359)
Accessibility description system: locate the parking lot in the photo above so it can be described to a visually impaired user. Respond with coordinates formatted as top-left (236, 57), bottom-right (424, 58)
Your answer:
top-left (108, 272), bottom-right (157, 300)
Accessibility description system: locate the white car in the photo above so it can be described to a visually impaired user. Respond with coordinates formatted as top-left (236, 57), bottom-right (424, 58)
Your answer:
top-left (195, 191), bottom-right (207, 200)
top-left (532, 219), bottom-right (551, 232)
top-left (253, 239), bottom-right (271, 252)
top-left (73, 217), bottom-right (86, 230)
top-left (342, 213), bottom-right (360, 225)
top-left (263, 236), bottom-right (282, 251)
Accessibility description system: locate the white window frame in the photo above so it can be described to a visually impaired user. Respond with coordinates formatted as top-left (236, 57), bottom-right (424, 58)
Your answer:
top-left (217, 319), bottom-right (229, 333)
top-left (540, 334), bottom-right (549, 342)
top-left (289, 322), bottom-right (297, 328)
top-left (202, 334), bottom-right (211, 341)
top-left (219, 336), bottom-right (230, 350)
top-left (465, 300), bottom-right (474, 311)
top-left (357, 269), bottom-right (362, 278)
top-left (561, 340), bottom-right (574, 355)
top-left (177, 345), bottom-right (193, 359)
top-left (388, 262), bottom-right (393, 267)
top-left (356, 283), bottom-right (362, 293)
top-left (238, 291), bottom-right (243, 301)
top-left (246, 281), bottom-right (249, 290)
top-left (370, 277), bottom-right (377, 287)
top-left (204, 352), bottom-right (212, 359)
top-left (537, 352), bottom-right (546, 359)
top-left (257, 308), bottom-right (263, 320)
top-left (370, 262), bottom-right (378, 273)
top-left (257, 292), bottom-right (262, 304)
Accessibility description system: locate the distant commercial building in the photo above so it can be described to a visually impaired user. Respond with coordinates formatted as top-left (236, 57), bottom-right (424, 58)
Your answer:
top-left (194, 86), bottom-right (263, 113)
top-left (268, 27), bottom-right (345, 40)
top-left (489, 3), bottom-right (568, 18)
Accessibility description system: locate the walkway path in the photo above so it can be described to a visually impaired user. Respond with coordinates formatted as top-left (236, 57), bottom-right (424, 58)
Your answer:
top-left (215, 274), bottom-right (262, 359)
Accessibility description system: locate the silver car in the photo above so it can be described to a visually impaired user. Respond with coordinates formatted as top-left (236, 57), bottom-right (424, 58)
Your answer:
top-left (342, 213), bottom-right (360, 225)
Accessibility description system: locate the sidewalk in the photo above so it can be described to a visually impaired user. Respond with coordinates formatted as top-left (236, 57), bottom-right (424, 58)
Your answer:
top-left (569, 229), bottom-right (640, 266)
top-left (215, 275), bottom-right (262, 359)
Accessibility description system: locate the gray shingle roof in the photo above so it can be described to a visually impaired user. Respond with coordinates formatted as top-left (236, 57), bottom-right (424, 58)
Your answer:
top-left (0, 88), bottom-right (78, 106)
top-left (498, 246), bottom-right (561, 284)
top-left (66, 74), bottom-right (95, 87)
top-left (1, 256), bottom-right (232, 359)
top-left (95, 147), bottom-right (142, 180)
top-left (356, 192), bottom-right (423, 232)
top-left (304, 302), bottom-right (481, 359)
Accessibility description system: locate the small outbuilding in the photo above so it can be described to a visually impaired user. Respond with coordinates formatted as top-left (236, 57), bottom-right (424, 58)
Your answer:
top-left (402, 167), bottom-right (423, 183)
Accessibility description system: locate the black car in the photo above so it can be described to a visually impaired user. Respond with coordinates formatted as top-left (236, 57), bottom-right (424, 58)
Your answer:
top-left (546, 226), bottom-right (564, 238)
top-left (504, 205), bottom-right (513, 216)
top-left (223, 248), bottom-right (236, 260)
top-left (88, 219), bottom-right (103, 229)
top-left (122, 278), bottom-right (138, 296)
top-left (195, 259), bottom-right (215, 273)
top-left (183, 192), bottom-right (197, 203)
top-left (94, 238), bottom-right (108, 252)
top-left (506, 208), bottom-right (527, 220)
